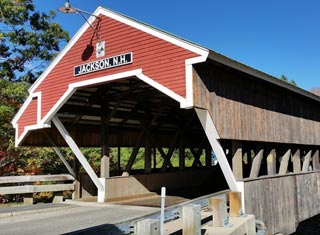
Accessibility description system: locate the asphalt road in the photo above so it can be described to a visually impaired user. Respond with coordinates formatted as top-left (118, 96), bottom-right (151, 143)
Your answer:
top-left (0, 202), bottom-right (159, 235)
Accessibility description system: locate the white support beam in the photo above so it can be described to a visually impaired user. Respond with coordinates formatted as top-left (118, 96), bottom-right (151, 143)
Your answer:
top-left (52, 146), bottom-right (76, 177)
top-left (195, 108), bottom-right (240, 192)
top-left (52, 115), bottom-right (104, 192)
top-left (45, 133), bottom-right (75, 177)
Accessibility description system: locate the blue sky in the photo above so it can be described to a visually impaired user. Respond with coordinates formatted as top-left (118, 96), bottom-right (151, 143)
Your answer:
top-left (34, 0), bottom-right (320, 91)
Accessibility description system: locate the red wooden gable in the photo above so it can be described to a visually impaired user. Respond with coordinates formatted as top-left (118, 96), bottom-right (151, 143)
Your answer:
top-left (12, 7), bottom-right (208, 146)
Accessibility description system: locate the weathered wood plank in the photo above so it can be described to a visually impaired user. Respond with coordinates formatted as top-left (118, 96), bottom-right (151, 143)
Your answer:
top-left (249, 149), bottom-right (264, 178)
top-left (267, 149), bottom-right (276, 176)
top-left (312, 150), bottom-right (320, 170)
top-left (292, 149), bottom-right (301, 173)
top-left (192, 65), bottom-right (320, 145)
top-left (302, 151), bottom-right (312, 172)
top-left (135, 219), bottom-right (160, 235)
top-left (0, 174), bottom-right (74, 184)
top-left (0, 184), bottom-right (74, 195)
top-left (296, 172), bottom-right (320, 221)
top-left (279, 149), bottom-right (291, 175)
top-left (229, 191), bottom-right (242, 217)
top-left (244, 175), bottom-right (298, 234)
top-left (210, 196), bottom-right (228, 227)
top-left (182, 204), bottom-right (201, 235)
top-left (232, 142), bottom-right (243, 180)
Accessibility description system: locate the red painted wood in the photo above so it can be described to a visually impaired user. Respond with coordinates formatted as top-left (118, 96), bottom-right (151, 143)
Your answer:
top-left (15, 13), bottom-right (202, 142)
top-left (17, 98), bottom-right (38, 137)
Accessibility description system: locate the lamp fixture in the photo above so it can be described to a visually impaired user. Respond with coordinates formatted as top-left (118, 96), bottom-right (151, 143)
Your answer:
top-left (58, 0), bottom-right (101, 39)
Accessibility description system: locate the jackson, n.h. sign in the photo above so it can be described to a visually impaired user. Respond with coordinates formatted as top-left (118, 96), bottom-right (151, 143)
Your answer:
top-left (74, 52), bottom-right (133, 76)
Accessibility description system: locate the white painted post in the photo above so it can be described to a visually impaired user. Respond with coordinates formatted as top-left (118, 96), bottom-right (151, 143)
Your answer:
top-left (160, 187), bottom-right (166, 235)
top-left (195, 108), bottom-right (240, 192)
top-left (182, 204), bottom-right (201, 235)
top-left (52, 116), bottom-right (104, 195)
top-left (98, 178), bottom-right (107, 203)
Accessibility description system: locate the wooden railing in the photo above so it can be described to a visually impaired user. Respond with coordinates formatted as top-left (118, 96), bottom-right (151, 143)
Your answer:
top-left (242, 170), bottom-right (320, 235)
top-left (0, 174), bottom-right (74, 204)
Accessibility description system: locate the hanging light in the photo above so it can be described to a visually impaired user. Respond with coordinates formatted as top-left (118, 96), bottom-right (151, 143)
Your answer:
top-left (58, 0), bottom-right (101, 38)
top-left (58, 0), bottom-right (77, 14)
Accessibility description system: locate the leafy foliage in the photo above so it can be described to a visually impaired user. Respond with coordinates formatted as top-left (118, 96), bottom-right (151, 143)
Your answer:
top-left (279, 75), bottom-right (297, 86)
top-left (0, 1), bottom-right (70, 178)
top-left (0, 0), bottom-right (69, 82)
top-left (0, 79), bottom-right (28, 175)
top-left (310, 87), bottom-right (320, 96)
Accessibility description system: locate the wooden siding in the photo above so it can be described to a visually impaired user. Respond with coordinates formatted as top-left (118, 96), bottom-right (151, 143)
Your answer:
top-left (17, 98), bottom-right (38, 137)
top-left (35, 15), bottom-right (198, 119)
top-left (244, 171), bottom-right (320, 235)
top-left (15, 13), bottom-right (201, 143)
top-left (193, 64), bottom-right (320, 145)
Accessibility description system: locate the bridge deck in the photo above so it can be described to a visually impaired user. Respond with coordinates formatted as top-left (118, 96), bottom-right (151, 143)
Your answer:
top-left (0, 202), bottom-right (159, 235)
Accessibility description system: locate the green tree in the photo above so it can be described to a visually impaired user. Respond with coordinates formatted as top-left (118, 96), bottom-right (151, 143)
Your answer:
top-left (0, 79), bottom-right (73, 176)
top-left (0, 79), bottom-right (28, 175)
top-left (0, 0), bottom-right (70, 176)
top-left (0, 0), bottom-right (69, 82)
top-left (280, 75), bottom-right (297, 86)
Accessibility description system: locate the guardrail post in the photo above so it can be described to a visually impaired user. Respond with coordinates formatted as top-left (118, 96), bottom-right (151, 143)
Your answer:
top-left (53, 191), bottom-right (64, 203)
top-left (23, 193), bottom-right (33, 205)
top-left (182, 204), bottom-right (201, 235)
top-left (210, 196), bottom-right (229, 227)
top-left (229, 191), bottom-right (242, 217)
top-left (135, 219), bottom-right (160, 235)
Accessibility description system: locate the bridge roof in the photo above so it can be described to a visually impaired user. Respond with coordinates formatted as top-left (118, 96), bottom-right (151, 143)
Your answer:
top-left (12, 6), bottom-right (320, 147)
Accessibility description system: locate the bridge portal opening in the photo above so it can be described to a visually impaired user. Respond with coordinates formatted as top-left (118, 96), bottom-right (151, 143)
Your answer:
top-left (24, 76), bottom-right (228, 201)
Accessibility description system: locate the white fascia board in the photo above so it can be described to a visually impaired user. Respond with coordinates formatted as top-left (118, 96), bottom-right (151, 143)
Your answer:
top-left (41, 86), bottom-right (76, 127)
top-left (42, 69), bottom-right (143, 125)
top-left (70, 69), bottom-right (142, 89)
top-left (31, 92), bottom-right (42, 124)
top-left (136, 73), bottom-right (186, 105)
top-left (28, 14), bottom-right (93, 94)
top-left (15, 123), bottom-right (48, 147)
top-left (12, 91), bottom-right (43, 147)
top-left (42, 69), bottom-right (187, 125)
top-left (12, 92), bottom-right (41, 126)
top-left (95, 7), bottom-right (209, 57)
top-left (12, 96), bottom-right (33, 127)
top-left (183, 55), bottom-right (209, 108)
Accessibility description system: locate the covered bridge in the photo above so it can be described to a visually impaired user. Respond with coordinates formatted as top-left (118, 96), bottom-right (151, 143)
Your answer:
top-left (12, 6), bottom-right (320, 234)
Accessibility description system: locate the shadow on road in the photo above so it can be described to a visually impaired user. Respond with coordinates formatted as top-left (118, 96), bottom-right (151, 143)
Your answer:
top-left (63, 223), bottom-right (127, 235)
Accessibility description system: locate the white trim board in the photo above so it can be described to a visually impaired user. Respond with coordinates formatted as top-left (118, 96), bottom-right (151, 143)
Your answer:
top-left (195, 108), bottom-right (240, 192)
top-left (14, 69), bottom-right (188, 146)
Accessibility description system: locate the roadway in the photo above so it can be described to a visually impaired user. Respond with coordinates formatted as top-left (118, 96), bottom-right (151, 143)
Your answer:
top-left (0, 201), bottom-right (159, 235)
